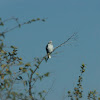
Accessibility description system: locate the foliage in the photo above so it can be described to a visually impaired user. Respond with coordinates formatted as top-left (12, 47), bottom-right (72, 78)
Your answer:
top-left (0, 17), bottom-right (48, 100)
top-left (1, 17), bottom-right (77, 100)
top-left (66, 64), bottom-right (100, 100)
top-left (0, 40), bottom-right (49, 100)
top-left (0, 17), bottom-right (99, 100)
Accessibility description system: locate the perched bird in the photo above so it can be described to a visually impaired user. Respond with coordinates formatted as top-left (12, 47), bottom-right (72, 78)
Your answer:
top-left (46, 41), bottom-right (54, 59)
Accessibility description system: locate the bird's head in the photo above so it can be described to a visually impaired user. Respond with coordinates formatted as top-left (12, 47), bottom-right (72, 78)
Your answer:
top-left (48, 41), bottom-right (52, 44)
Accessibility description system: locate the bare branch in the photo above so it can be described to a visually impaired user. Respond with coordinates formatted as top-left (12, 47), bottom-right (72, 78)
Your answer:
top-left (43, 79), bottom-right (55, 99)
top-left (53, 32), bottom-right (78, 51)
top-left (0, 18), bottom-right (46, 35)
top-left (3, 17), bottom-right (19, 23)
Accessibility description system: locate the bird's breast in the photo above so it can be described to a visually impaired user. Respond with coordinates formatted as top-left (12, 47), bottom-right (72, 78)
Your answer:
top-left (47, 44), bottom-right (53, 52)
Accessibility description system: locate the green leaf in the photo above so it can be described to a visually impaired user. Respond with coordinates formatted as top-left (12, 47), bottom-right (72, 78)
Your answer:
top-left (82, 64), bottom-right (85, 67)
top-left (6, 70), bottom-right (12, 75)
top-left (37, 18), bottom-right (40, 20)
top-left (1, 42), bottom-right (4, 47)
top-left (39, 76), bottom-right (43, 81)
top-left (34, 64), bottom-right (39, 68)
top-left (42, 90), bottom-right (46, 93)
top-left (36, 72), bottom-right (39, 75)
top-left (25, 63), bottom-right (31, 67)
top-left (38, 92), bottom-right (42, 98)
top-left (22, 68), bottom-right (27, 73)
top-left (0, 22), bottom-right (4, 26)
top-left (19, 76), bottom-right (23, 80)
top-left (1, 74), bottom-right (4, 80)
top-left (19, 24), bottom-right (21, 28)
top-left (42, 19), bottom-right (45, 22)
top-left (42, 98), bottom-right (45, 100)
top-left (19, 57), bottom-right (22, 60)
top-left (10, 45), bottom-right (17, 49)
top-left (31, 19), bottom-right (36, 21)
top-left (30, 68), bottom-right (33, 73)
top-left (19, 67), bottom-right (23, 70)
top-left (1, 64), bottom-right (6, 68)
top-left (23, 81), bottom-right (27, 86)
top-left (11, 92), bottom-right (18, 96)
top-left (44, 72), bottom-right (50, 77)
top-left (18, 61), bottom-right (23, 65)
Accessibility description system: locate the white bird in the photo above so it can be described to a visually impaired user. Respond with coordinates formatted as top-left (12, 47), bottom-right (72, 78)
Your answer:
top-left (46, 41), bottom-right (54, 59)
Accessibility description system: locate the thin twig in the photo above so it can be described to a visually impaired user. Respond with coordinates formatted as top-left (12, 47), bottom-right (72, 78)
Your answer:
top-left (3, 17), bottom-right (18, 23)
top-left (53, 32), bottom-right (77, 51)
top-left (43, 79), bottom-right (55, 99)
top-left (1, 18), bottom-right (46, 35)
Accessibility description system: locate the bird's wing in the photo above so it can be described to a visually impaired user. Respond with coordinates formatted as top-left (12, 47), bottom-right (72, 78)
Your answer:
top-left (46, 44), bottom-right (49, 54)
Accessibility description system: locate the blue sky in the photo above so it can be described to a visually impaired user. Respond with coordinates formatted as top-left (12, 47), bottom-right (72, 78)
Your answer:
top-left (0, 0), bottom-right (100, 100)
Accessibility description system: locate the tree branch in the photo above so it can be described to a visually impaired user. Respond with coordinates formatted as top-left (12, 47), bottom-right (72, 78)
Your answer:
top-left (28, 32), bottom-right (78, 99)
top-left (53, 32), bottom-right (77, 51)
top-left (0, 18), bottom-right (46, 35)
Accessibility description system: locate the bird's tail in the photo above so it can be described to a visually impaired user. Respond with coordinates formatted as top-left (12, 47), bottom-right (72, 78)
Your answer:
top-left (48, 55), bottom-right (51, 58)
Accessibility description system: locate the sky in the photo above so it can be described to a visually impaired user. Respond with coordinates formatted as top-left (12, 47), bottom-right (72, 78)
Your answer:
top-left (0, 0), bottom-right (100, 100)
